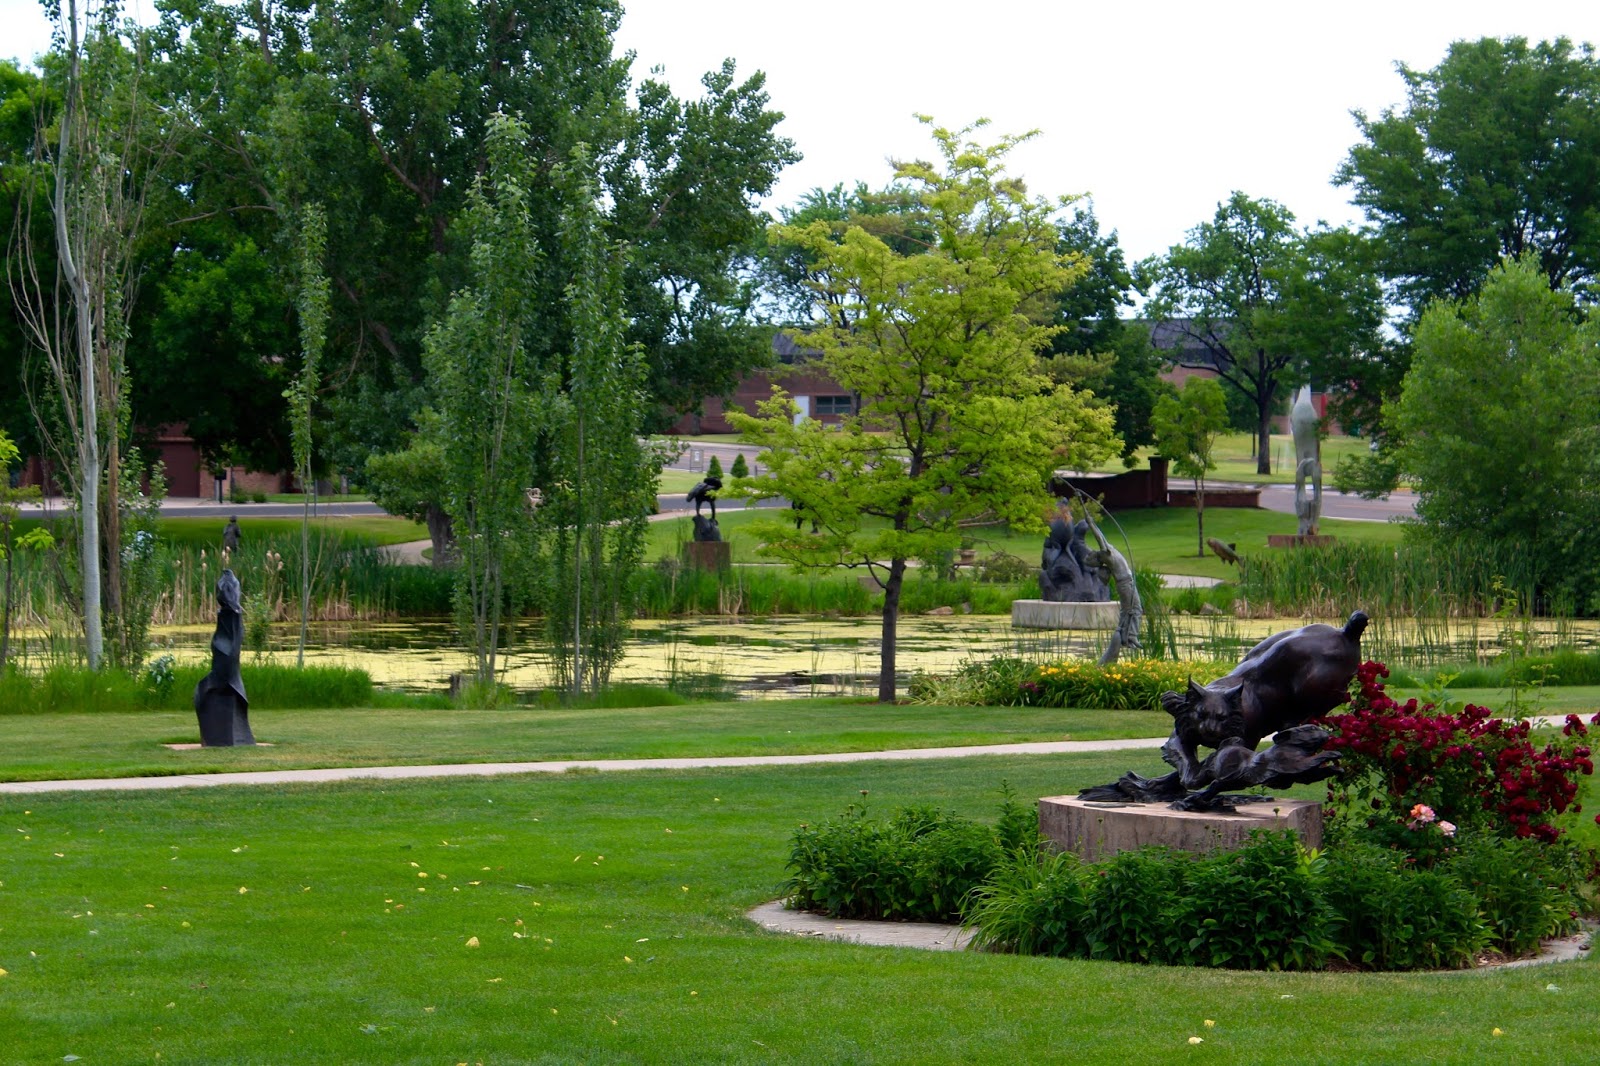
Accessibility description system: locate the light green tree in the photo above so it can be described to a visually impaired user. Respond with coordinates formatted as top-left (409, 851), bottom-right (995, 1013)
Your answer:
top-left (532, 150), bottom-right (664, 698)
top-left (732, 119), bottom-right (1119, 702)
top-left (284, 203), bottom-right (329, 666)
top-left (425, 114), bottom-right (545, 687)
top-left (1391, 255), bottom-right (1600, 606)
top-left (1151, 377), bottom-right (1230, 558)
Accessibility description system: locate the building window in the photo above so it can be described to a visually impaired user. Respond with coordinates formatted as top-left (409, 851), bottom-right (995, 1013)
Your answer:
top-left (813, 395), bottom-right (852, 416)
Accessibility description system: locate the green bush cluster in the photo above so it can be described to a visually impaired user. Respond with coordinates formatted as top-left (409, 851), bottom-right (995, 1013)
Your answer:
top-left (1022, 657), bottom-right (1233, 710)
top-left (782, 792), bottom-right (1037, 922)
top-left (968, 833), bottom-right (1337, 970)
top-left (967, 830), bottom-right (1586, 970)
top-left (911, 656), bottom-right (1233, 710)
top-left (789, 798), bottom-right (1588, 970)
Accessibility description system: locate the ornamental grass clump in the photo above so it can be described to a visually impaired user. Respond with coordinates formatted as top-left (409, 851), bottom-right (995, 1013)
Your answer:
top-left (1322, 660), bottom-right (1598, 847)
top-left (1020, 657), bottom-right (1232, 710)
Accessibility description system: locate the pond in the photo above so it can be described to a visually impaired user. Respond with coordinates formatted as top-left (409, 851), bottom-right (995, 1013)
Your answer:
top-left (129, 609), bottom-right (1600, 699)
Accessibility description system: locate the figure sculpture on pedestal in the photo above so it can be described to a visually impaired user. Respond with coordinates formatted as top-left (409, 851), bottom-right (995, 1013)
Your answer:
top-left (1291, 385), bottom-right (1322, 537)
top-left (1081, 610), bottom-right (1367, 811)
top-left (687, 476), bottom-right (723, 543)
top-left (193, 569), bottom-right (254, 746)
top-left (1038, 514), bottom-right (1112, 602)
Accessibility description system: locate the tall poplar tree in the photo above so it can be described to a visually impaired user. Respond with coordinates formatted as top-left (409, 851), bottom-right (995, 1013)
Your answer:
top-left (425, 115), bottom-right (543, 687)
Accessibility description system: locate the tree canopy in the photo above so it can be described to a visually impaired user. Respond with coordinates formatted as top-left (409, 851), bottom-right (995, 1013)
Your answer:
top-left (732, 119), bottom-right (1119, 702)
top-left (1141, 193), bottom-right (1383, 474)
top-left (1391, 255), bottom-right (1600, 608)
top-left (1339, 36), bottom-right (1600, 314)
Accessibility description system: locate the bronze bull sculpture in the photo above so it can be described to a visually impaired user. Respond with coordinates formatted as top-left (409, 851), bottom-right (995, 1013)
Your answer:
top-left (1081, 610), bottom-right (1368, 811)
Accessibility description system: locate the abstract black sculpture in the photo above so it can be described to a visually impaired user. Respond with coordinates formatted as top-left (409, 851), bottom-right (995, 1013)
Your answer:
top-left (1081, 610), bottom-right (1368, 811)
top-left (1039, 516), bottom-right (1112, 602)
top-left (691, 513), bottom-right (722, 543)
top-left (193, 569), bottom-right (254, 746)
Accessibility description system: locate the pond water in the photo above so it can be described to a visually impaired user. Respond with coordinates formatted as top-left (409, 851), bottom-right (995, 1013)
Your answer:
top-left (129, 610), bottom-right (1600, 699)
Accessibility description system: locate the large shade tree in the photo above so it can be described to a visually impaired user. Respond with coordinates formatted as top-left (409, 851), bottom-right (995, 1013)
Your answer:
top-left (1141, 193), bottom-right (1382, 474)
top-left (1339, 36), bottom-right (1600, 315)
top-left (131, 0), bottom-right (795, 469)
top-left (732, 119), bottom-right (1119, 702)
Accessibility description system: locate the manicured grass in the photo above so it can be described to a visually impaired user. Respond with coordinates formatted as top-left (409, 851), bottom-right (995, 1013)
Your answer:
top-left (1, 754), bottom-right (1595, 1064)
top-left (154, 515), bottom-right (428, 548)
top-left (649, 506), bottom-right (1407, 579)
top-left (261, 493), bottom-right (371, 504)
top-left (658, 469), bottom-right (716, 494)
top-left (0, 700), bottom-right (1169, 782)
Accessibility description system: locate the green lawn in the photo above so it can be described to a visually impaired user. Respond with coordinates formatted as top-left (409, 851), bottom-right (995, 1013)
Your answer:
top-left (646, 504), bottom-right (1407, 579)
top-left (156, 516), bottom-right (428, 547)
top-left (1, 753), bottom-right (1594, 1064)
top-left (15, 515), bottom-right (429, 549)
top-left (0, 700), bottom-right (1169, 782)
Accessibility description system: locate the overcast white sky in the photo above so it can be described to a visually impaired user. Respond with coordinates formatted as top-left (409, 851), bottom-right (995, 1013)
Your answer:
top-left (4, 0), bottom-right (1597, 261)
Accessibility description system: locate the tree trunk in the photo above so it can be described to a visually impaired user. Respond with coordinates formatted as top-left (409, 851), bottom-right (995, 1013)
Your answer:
top-left (1196, 479), bottom-right (1206, 557)
top-left (425, 505), bottom-right (454, 568)
top-left (877, 557), bottom-right (907, 703)
top-left (1256, 408), bottom-right (1272, 476)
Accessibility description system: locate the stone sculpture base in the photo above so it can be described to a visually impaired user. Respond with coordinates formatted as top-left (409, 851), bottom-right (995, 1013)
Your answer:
top-left (1011, 599), bottom-right (1120, 630)
top-left (682, 541), bottom-right (731, 572)
top-left (1267, 535), bottom-right (1337, 549)
top-left (1039, 795), bottom-right (1322, 862)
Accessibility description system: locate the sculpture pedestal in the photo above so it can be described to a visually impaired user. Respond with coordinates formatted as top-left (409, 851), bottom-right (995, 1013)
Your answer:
top-left (1039, 795), bottom-right (1322, 862)
top-left (1010, 599), bottom-right (1119, 630)
top-left (1267, 535), bottom-right (1337, 549)
top-left (682, 541), bottom-right (731, 572)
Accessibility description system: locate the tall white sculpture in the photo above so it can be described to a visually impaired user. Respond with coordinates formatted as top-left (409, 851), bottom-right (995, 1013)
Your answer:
top-left (1291, 385), bottom-right (1322, 536)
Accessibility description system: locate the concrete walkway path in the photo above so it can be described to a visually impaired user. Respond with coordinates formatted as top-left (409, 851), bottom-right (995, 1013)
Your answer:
top-left (0, 737), bottom-right (1168, 795)
top-left (4, 715), bottom-right (1580, 796)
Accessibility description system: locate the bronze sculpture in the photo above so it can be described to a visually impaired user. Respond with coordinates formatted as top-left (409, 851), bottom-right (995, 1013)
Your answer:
top-left (1039, 516), bottom-right (1112, 602)
top-left (193, 569), bottom-right (254, 746)
top-left (1081, 611), bottom-right (1367, 811)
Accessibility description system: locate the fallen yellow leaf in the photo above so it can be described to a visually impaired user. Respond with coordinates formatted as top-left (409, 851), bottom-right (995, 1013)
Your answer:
top-left (237, 887), bottom-right (248, 894)
top-left (1204, 1020), bottom-right (1215, 1028)
top-left (1188, 1037), bottom-right (1203, 1045)
top-left (466, 936), bottom-right (480, 948)
top-left (623, 956), bottom-right (633, 963)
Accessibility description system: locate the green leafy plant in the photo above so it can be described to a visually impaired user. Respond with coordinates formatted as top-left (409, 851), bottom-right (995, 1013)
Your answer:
top-left (1319, 843), bottom-right (1487, 970)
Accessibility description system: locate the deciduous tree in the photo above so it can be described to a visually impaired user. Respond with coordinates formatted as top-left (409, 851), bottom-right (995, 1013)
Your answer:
top-left (1151, 378), bottom-right (1228, 557)
top-left (1338, 36), bottom-right (1600, 314)
top-left (733, 119), bottom-right (1119, 702)
top-left (1391, 255), bottom-right (1600, 607)
top-left (1142, 194), bottom-right (1382, 474)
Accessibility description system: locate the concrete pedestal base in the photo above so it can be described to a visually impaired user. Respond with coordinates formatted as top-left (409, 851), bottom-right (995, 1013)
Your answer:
top-left (1011, 599), bottom-right (1119, 630)
top-left (1267, 534), bottom-right (1337, 549)
top-left (1039, 795), bottom-right (1322, 862)
top-left (681, 541), bottom-right (731, 571)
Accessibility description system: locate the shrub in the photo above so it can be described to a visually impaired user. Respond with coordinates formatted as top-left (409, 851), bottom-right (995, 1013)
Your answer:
top-left (729, 453), bottom-right (749, 479)
top-left (783, 793), bottom-right (1034, 922)
top-left (1166, 831), bottom-right (1336, 970)
top-left (964, 848), bottom-right (1091, 956)
top-left (705, 455), bottom-right (723, 480)
top-left (1323, 660), bottom-right (1598, 846)
top-left (1319, 843), bottom-right (1486, 970)
top-left (1443, 836), bottom-right (1584, 956)
top-left (977, 551), bottom-right (1032, 584)
top-left (1020, 657), bottom-right (1232, 710)
top-left (1082, 846), bottom-right (1189, 963)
